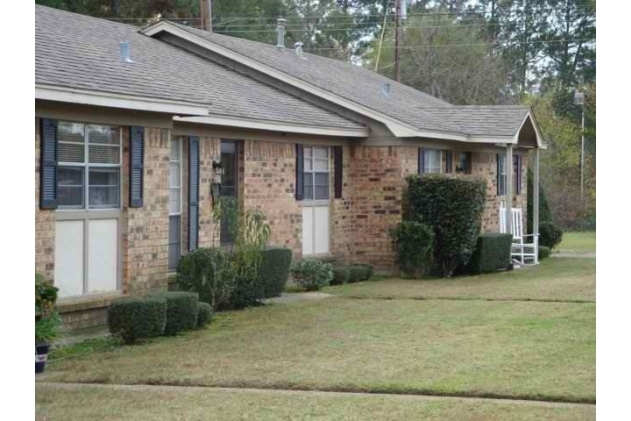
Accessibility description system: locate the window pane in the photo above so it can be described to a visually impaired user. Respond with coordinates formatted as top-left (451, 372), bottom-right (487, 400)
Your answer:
top-left (88, 125), bottom-right (119, 145)
top-left (315, 173), bottom-right (329, 186)
top-left (58, 122), bottom-right (85, 143)
top-left (89, 168), bottom-right (119, 186)
top-left (170, 139), bottom-right (181, 161)
top-left (304, 185), bottom-right (313, 200)
top-left (89, 144), bottom-right (120, 164)
top-left (169, 162), bottom-right (181, 188)
top-left (58, 167), bottom-right (84, 186)
top-left (168, 215), bottom-right (181, 272)
top-left (314, 159), bottom-right (328, 171)
top-left (58, 142), bottom-right (84, 163)
top-left (304, 147), bottom-right (312, 158)
top-left (315, 185), bottom-right (329, 200)
top-left (89, 187), bottom-right (120, 208)
top-left (314, 147), bottom-right (328, 159)
top-left (58, 186), bottom-right (84, 207)
top-left (304, 174), bottom-right (313, 186)
top-left (169, 188), bottom-right (180, 215)
top-left (304, 158), bottom-right (313, 171)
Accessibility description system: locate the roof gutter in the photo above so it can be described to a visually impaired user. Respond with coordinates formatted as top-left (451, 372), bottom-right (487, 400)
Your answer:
top-left (36, 84), bottom-right (209, 116)
top-left (175, 115), bottom-right (370, 137)
top-left (141, 22), bottom-right (469, 141)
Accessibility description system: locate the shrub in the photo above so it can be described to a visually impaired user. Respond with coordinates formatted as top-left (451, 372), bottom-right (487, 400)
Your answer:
top-left (291, 260), bottom-right (334, 291)
top-left (347, 264), bottom-right (373, 282)
top-left (539, 222), bottom-right (563, 249)
top-left (197, 302), bottom-right (213, 328)
top-left (539, 246), bottom-right (551, 260)
top-left (107, 297), bottom-right (166, 344)
top-left (526, 168), bottom-right (554, 234)
top-left (389, 221), bottom-right (434, 278)
top-left (36, 274), bottom-right (59, 318)
top-left (149, 292), bottom-right (199, 336)
top-left (176, 248), bottom-right (234, 310)
top-left (466, 233), bottom-right (513, 274)
top-left (406, 174), bottom-right (487, 277)
top-left (259, 247), bottom-right (292, 298)
top-left (331, 266), bottom-right (350, 285)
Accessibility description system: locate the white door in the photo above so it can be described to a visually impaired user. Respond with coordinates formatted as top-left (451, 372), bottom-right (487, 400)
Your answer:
top-left (301, 146), bottom-right (330, 255)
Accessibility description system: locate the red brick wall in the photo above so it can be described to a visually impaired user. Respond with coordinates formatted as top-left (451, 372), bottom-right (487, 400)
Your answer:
top-left (35, 118), bottom-right (55, 281)
top-left (330, 146), bottom-right (353, 261)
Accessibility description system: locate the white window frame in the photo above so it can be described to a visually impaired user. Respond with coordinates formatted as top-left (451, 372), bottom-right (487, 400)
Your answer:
top-left (57, 122), bottom-right (122, 211)
top-left (168, 137), bottom-right (183, 272)
top-left (422, 149), bottom-right (442, 174)
top-left (303, 146), bottom-right (330, 202)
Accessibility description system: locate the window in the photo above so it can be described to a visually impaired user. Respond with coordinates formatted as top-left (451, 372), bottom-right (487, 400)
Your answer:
top-left (497, 154), bottom-right (507, 196)
top-left (57, 122), bottom-right (121, 209)
top-left (303, 146), bottom-right (330, 200)
top-left (457, 152), bottom-right (471, 174)
top-left (421, 149), bottom-right (442, 174)
top-left (168, 138), bottom-right (182, 271)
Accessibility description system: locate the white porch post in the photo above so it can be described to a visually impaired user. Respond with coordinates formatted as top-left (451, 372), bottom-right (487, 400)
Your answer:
top-left (533, 147), bottom-right (540, 263)
top-left (505, 144), bottom-right (513, 235)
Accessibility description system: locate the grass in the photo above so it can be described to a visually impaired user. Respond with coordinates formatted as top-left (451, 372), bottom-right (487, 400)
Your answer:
top-left (41, 297), bottom-right (595, 403)
top-left (36, 383), bottom-right (595, 421)
top-left (558, 231), bottom-right (596, 253)
top-left (325, 257), bottom-right (595, 302)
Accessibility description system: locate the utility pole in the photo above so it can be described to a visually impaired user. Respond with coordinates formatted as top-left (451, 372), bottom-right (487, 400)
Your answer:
top-left (574, 87), bottom-right (585, 200)
top-left (200, 0), bottom-right (212, 32)
top-left (394, 0), bottom-right (401, 82)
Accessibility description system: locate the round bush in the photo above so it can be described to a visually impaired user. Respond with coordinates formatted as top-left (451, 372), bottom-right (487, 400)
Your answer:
top-left (539, 246), bottom-right (551, 260)
top-left (330, 266), bottom-right (350, 285)
top-left (149, 292), bottom-right (199, 336)
top-left (108, 297), bottom-right (166, 344)
top-left (258, 248), bottom-right (293, 298)
top-left (291, 260), bottom-right (333, 291)
top-left (197, 302), bottom-right (213, 328)
top-left (539, 222), bottom-right (563, 249)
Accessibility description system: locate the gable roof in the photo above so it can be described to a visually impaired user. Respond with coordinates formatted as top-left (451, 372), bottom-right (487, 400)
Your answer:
top-left (142, 21), bottom-right (543, 146)
top-left (35, 5), bottom-right (367, 135)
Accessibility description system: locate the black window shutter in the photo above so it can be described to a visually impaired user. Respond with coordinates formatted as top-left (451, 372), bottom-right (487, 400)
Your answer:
top-left (188, 137), bottom-right (200, 251)
top-left (295, 144), bottom-right (304, 201)
top-left (334, 146), bottom-right (343, 199)
top-left (465, 152), bottom-right (473, 174)
top-left (418, 148), bottom-right (425, 174)
top-left (445, 151), bottom-right (453, 173)
top-left (496, 154), bottom-right (502, 195)
top-left (515, 154), bottom-right (522, 195)
top-left (40, 118), bottom-right (58, 209)
top-left (129, 126), bottom-right (144, 208)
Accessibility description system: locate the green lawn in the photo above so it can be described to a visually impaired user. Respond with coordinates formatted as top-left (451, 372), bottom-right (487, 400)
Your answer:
top-left (325, 257), bottom-right (595, 302)
top-left (41, 297), bottom-right (595, 403)
top-left (558, 231), bottom-right (596, 253)
top-left (36, 383), bottom-right (595, 421)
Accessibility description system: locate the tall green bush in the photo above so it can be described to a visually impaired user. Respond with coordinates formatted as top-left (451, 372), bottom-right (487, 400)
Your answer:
top-left (389, 221), bottom-right (434, 278)
top-left (259, 248), bottom-right (292, 298)
top-left (176, 247), bottom-right (234, 310)
top-left (539, 222), bottom-right (563, 249)
top-left (406, 174), bottom-right (487, 277)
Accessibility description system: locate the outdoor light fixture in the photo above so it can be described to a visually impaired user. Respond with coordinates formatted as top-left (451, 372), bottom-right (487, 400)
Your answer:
top-left (210, 160), bottom-right (224, 206)
top-left (212, 160), bottom-right (225, 176)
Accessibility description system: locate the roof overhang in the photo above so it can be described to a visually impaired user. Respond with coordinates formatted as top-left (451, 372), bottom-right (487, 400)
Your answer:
top-left (36, 84), bottom-right (209, 116)
top-left (175, 115), bottom-right (370, 137)
top-left (142, 22), bottom-right (470, 141)
top-left (512, 110), bottom-right (546, 149)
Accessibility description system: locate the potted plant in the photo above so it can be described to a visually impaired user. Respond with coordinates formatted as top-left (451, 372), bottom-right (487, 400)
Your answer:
top-left (35, 274), bottom-right (61, 373)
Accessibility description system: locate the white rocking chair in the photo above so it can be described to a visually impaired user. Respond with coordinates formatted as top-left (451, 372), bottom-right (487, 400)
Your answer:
top-left (499, 206), bottom-right (539, 265)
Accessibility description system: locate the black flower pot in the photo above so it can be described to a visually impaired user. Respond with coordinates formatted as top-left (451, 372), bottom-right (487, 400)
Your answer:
top-left (35, 342), bottom-right (50, 374)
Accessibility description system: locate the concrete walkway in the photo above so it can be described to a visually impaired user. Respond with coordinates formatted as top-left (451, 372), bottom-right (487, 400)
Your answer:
top-left (263, 292), bottom-right (332, 305)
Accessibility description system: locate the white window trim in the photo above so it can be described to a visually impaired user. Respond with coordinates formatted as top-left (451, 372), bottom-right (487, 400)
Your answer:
top-left (169, 137), bottom-right (183, 217)
top-left (57, 123), bottom-right (122, 211)
top-left (498, 154), bottom-right (507, 196)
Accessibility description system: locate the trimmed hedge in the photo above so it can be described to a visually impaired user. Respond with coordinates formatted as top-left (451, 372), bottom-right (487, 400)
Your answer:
top-left (539, 222), bottom-right (563, 249)
top-left (539, 246), bottom-right (551, 260)
top-left (176, 247), bottom-right (234, 310)
top-left (467, 233), bottom-right (513, 274)
top-left (197, 302), bottom-right (213, 328)
top-left (407, 174), bottom-right (487, 277)
top-left (149, 292), bottom-right (199, 336)
top-left (291, 260), bottom-right (333, 291)
top-left (331, 266), bottom-right (350, 285)
top-left (108, 297), bottom-right (166, 344)
top-left (389, 221), bottom-right (434, 278)
top-left (259, 247), bottom-right (292, 298)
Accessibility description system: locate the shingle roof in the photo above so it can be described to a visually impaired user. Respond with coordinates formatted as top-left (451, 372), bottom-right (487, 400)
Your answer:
top-left (35, 5), bottom-right (365, 130)
top-left (170, 24), bottom-right (532, 138)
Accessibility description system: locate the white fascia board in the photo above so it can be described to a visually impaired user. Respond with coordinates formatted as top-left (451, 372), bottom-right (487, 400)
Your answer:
top-left (142, 22), bottom-right (468, 141)
top-left (469, 135), bottom-right (515, 144)
top-left (175, 115), bottom-right (370, 137)
top-left (36, 84), bottom-right (209, 116)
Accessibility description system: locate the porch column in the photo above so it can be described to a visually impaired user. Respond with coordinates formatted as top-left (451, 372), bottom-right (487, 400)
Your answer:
top-left (533, 148), bottom-right (540, 235)
top-left (505, 144), bottom-right (513, 234)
